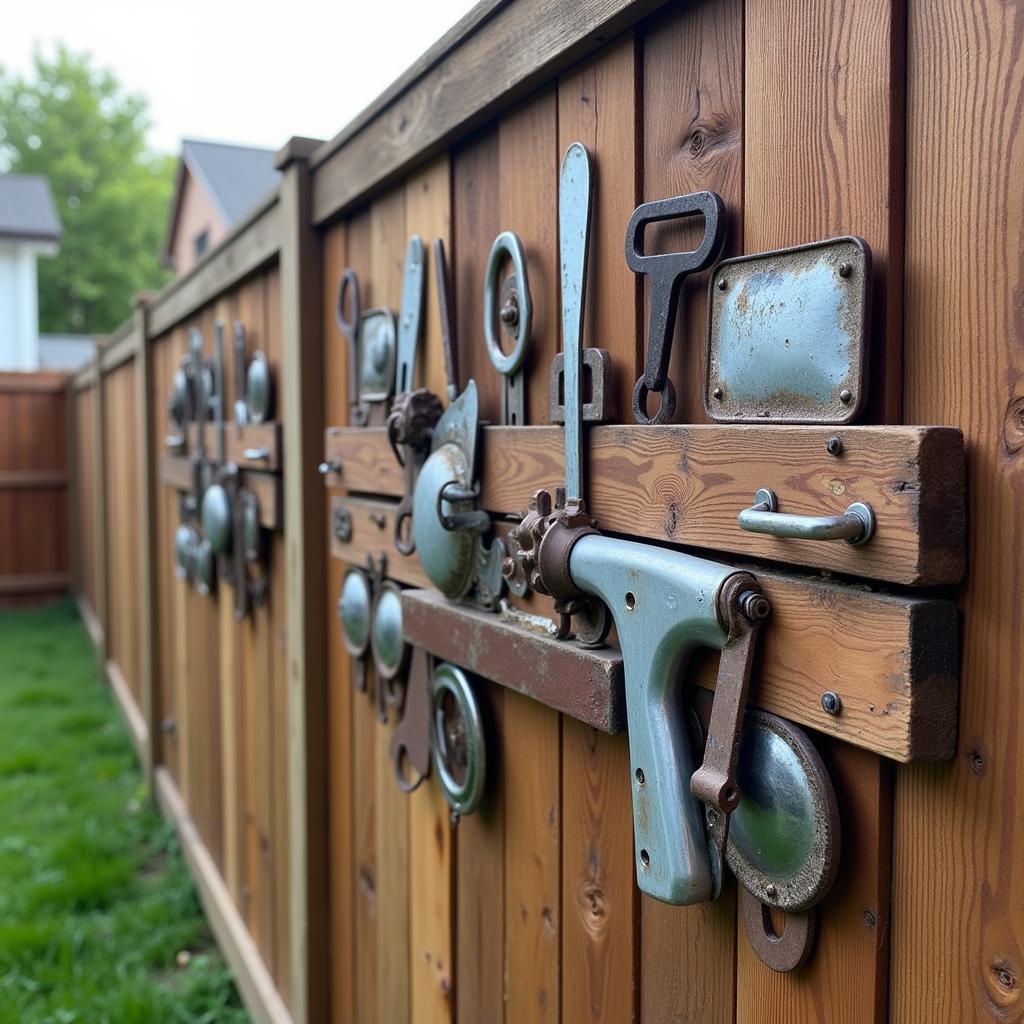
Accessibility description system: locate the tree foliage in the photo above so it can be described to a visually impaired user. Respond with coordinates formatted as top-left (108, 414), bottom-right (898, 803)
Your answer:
top-left (0, 46), bottom-right (174, 334)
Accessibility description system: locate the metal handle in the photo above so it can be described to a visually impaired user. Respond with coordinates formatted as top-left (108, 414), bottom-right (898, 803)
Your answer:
top-left (738, 488), bottom-right (875, 546)
top-left (243, 447), bottom-right (270, 461)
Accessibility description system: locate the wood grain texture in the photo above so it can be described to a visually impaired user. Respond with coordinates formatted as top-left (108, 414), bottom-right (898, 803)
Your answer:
top-left (737, 0), bottom-right (906, 1015)
top-left (325, 422), bottom-right (966, 585)
top-left (642, 0), bottom-right (744, 427)
top-left (310, 0), bottom-right (673, 224)
top-left (893, 1), bottom-right (1024, 1020)
top-left (370, 186), bottom-right (412, 1024)
top-left (405, 156), bottom-right (456, 1024)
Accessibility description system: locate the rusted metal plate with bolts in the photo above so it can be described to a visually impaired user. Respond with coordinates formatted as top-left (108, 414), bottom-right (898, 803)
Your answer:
top-left (706, 237), bottom-right (871, 424)
top-left (401, 587), bottom-right (626, 733)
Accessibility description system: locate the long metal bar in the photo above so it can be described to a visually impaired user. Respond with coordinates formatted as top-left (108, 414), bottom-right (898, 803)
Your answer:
top-left (558, 142), bottom-right (592, 501)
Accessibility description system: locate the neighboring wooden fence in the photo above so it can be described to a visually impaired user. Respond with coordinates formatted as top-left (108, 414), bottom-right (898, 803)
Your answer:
top-left (0, 372), bottom-right (71, 606)
top-left (61, 1), bottom-right (1024, 1023)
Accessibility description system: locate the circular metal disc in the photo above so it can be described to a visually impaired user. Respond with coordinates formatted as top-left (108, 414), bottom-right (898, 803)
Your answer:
top-left (201, 484), bottom-right (233, 555)
top-left (429, 662), bottom-right (486, 817)
top-left (412, 442), bottom-right (479, 600)
top-left (338, 569), bottom-right (372, 657)
top-left (246, 352), bottom-right (273, 425)
top-left (170, 369), bottom-right (188, 426)
top-left (726, 709), bottom-right (841, 912)
top-left (371, 581), bottom-right (407, 681)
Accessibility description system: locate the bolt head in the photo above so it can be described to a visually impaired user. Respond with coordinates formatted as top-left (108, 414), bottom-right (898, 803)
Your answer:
top-left (717, 278), bottom-right (728, 291)
top-left (839, 388), bottom-right (853, 404)
top-left (499, 298), bottom-right (519, 326)
top-left (838, 262), bottom-right (853, 278)
top-left (826, 436), bottom-right (844, 456)
top-left (765, 883), bottom-right (778, 900)
top-left (821, 691), bottom-right (843, 715)
top-left (713, 386), bottom-right (724, 400)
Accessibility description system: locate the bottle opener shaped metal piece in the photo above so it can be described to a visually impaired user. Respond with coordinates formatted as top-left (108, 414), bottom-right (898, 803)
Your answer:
top-left (336, 267), bottom-right (398, 426)
top-left (483, 231), bottom-right (531, 426)
top-left (387, 236), bottom-right (443, 556)
top-left (626, 191), bottom-right (726, 424)
top-left (705, 236), bottom-right (871, 424)
top-left (505, 142), bottom-right (769, 905)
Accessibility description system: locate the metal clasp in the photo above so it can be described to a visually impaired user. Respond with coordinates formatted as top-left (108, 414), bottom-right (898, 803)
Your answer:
top-left (738, 488), bottom-right (875, 546)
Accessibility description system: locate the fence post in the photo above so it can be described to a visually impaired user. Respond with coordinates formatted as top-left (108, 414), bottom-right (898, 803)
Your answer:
top-left (276, 135), bottom-right (327, 1024)
top-left (134, 297), bottom-right (159, 791)
top-left (92, 341), bottom-right (109, 682)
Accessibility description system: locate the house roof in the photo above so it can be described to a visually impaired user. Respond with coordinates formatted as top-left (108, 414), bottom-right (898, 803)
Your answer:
top-left (181, 139), bottom-right (280, 226)
top-left (0, 174), bottom-right (62, 243)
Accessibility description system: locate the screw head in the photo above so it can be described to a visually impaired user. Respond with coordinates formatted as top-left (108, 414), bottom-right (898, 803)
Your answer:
top-left (839, 388), bottom-right (853, 404)
top-left (838, 262), bottom-right (853, 278)
top-left (499, 298), bottom-right (519, 326)
top-left (765, 883), bottom-right (778, 900)
top-left (717, 278), bottom-right (728, 291)
top-left (713, 386), bottom-right (724, 400)
top-left (826, 436), bottom-right (844, 457)
top-left (821, 691), bottom-right (843, 715)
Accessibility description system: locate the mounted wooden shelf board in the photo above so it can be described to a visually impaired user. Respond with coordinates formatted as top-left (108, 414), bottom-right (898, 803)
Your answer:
top-left (323, 423), bottom-right (965, 586)
top-left (158, 454), bottom-right (283, 530)
top-left (330, 497), bottom-right (957, 763)
top-left (184, 422), bottom-right (283, 471)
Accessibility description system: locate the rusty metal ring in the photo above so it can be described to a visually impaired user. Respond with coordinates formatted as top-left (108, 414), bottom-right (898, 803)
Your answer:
top-left (632, 376), bottom-right (676, 425)
top-left (740, 888), bottom-right (816, 973)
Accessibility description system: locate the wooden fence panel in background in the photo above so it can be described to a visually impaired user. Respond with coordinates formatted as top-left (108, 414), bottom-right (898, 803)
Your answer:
top-left (0, 372), bottom-right (70, 607)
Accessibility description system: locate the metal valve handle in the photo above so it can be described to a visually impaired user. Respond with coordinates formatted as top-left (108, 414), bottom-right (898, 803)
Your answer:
top-left (738, 488), bottom-right (875, 546)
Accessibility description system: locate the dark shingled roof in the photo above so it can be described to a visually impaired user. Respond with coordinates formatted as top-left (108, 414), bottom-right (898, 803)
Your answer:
top-left (0, 174), bottom-right (62, 242)
top-left (182, 139), bottom-right (280, 226)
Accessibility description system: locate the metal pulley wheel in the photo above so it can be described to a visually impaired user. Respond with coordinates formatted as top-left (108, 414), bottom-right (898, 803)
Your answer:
top-left (246, 351), bottom-right (273, 425)
top-left (371, 580), bottom-right (409, 697)
top-left (338, 568), bottom-right (372, 659)
top-left (201, 483), bottom-right (233, 555)
top-left (429, 662), bottom-right (486, 818)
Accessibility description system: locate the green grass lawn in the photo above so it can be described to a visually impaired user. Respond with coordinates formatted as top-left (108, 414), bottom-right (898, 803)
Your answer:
top-left (0, 600), bottom-right (250, 1024)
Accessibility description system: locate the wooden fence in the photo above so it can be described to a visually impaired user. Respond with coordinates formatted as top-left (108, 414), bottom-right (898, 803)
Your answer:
top-left (0, 372), bottom-right (71, 606)
top-left (61, 0), bottom-right (1024, 1022)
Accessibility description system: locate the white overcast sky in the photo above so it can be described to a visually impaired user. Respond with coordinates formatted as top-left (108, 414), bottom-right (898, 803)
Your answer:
top-left (2, 0), bottom-right (478, 154)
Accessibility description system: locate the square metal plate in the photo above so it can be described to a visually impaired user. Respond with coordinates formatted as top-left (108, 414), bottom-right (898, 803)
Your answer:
top-left (705, 236), bottom-right (871, 424)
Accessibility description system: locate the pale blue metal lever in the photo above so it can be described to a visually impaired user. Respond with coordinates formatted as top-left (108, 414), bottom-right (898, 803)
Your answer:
top-left (569, 533), bottom-right (738, 905)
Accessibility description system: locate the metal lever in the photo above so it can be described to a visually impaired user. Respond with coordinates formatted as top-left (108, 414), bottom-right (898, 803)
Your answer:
top-left (243, 447), bottom-right (270, 461)
top-left (625, 192), bottom-right (726, 424)
top-left (690, 575), bottom-right (769, 894)
top-left (739, 488), bottom-right (875, 546)
top-left (432, 239), bottom-right (460, 402)
top-left (233, 322), bottom-right (248, 427)
top-left (336, 268), bottom-right (366, 425)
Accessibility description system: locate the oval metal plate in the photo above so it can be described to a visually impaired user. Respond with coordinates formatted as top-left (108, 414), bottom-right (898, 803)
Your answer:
top-left (726, 709), bottom-right (840, 912)
top-left (338, 569), bottom-right (372, 657)
top-left (246, 351), bottom-right (273, 425)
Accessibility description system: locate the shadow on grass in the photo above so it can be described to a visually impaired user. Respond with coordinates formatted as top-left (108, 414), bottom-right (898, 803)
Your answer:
top-left (0, 599), bottom-right (250, 1023)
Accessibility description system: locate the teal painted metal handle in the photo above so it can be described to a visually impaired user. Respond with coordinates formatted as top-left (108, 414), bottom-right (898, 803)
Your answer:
top-left (739, 488), bottom-right (875, 546)
top-left (569, 533), bottom-right (734, 905)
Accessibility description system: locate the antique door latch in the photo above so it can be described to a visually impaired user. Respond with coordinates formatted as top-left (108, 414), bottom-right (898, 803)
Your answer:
top-left (483, 230), bottom-right (532, 426)
top-left (504, 142), bottom-right (771, 905)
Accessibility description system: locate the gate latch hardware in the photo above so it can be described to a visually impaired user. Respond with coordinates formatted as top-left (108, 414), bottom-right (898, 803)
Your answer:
top-left (739, 488), bottom-right (876, 546)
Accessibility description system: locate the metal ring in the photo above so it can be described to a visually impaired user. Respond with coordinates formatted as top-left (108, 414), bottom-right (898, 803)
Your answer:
top-left (631, 376), bottom-right (676, 425)
top-left (429, 663), bottom-right (486, 818)
top-left (483, 231), bottom-right (531, 376)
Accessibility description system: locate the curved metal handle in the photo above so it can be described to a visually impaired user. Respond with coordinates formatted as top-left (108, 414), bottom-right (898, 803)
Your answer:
top-left (436, 480), bottom-right (490, 533)
top-left (738, 489), bottom-right (875, 546)
top-left (243, 447), bottom-right (270, 461)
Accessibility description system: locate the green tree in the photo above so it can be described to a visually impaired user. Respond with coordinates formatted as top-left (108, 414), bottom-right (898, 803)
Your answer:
top-left (0, 46), bottom-right (174, 334)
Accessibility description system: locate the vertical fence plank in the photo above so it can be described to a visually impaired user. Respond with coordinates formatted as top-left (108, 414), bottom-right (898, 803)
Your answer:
top-left (279, 136), bottom-right (329, 1024)
top-left (322, 215), bottom-right (355, 1023)
top-left (405, 155), bottom-right (456, 1024)
top-left (370, 184), bottom-right (412, 1024)
top-left (895, 1), bottom-right (1024, 1019)
top-left (638, 3), bottom-right (743, 1019)
top-left (92, 345), bottom-right (108, 680)
top-left (558, 33), bottom-right (641, 1024)
top-left (738, 0), bottom-right (904, 1018)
